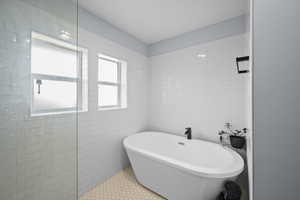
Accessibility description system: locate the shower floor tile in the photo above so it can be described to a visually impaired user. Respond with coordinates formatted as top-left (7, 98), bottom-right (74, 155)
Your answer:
top-left (80, 168), bottom-right (166, 200)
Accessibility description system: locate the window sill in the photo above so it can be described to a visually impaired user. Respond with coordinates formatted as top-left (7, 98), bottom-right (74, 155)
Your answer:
top-left (98, 106), bottom-right (127, 111)
top-left (30, 109), bottom-right (87, 118)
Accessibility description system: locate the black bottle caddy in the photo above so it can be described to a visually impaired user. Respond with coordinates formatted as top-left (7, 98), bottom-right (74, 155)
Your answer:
top-left (229, 128), bottom-right (247, 149)
top-left (229, 135), bottom-right (246, 149)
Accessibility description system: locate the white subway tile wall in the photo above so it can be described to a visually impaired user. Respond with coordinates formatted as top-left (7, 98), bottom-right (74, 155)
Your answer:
top-left (149, 34), bottom-right (250, 142)
top-left (0, 0), bottom-right (77, 200)
top-left (77, 28), bottom-right (149, 195)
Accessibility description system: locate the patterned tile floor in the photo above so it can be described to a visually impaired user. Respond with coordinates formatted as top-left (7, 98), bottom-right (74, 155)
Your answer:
top-left (80, 168), bottom-right (166, 200)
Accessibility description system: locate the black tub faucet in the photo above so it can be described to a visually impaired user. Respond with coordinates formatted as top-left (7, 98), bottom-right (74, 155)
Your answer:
top-left (184, 127), bottom-right (192, 140)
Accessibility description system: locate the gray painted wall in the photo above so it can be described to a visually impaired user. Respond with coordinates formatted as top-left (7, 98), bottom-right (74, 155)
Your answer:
top-left (78, 10), bottom-right (248, 57)
top-left (149, 15), bottom-right (249, 56)
top-left (253, 0), bottom-right (300, 199)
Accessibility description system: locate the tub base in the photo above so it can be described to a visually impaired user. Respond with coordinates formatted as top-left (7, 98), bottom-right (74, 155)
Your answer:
top-left (127, 149), bottom-right (233, 200)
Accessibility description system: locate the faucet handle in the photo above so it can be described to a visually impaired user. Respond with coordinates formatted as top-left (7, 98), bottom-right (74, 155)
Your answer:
top-left (185, 127), bottom-right (191, 132)
top-left (185, 127), bottom-right (192, 135)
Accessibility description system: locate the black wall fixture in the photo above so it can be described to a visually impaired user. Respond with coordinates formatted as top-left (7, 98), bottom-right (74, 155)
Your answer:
top-left (236, 56), bottom-right (250, 74)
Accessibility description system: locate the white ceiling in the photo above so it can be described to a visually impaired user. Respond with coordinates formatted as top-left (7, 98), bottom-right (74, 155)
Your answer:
top-left (79, 0), bottom-right (249, 44)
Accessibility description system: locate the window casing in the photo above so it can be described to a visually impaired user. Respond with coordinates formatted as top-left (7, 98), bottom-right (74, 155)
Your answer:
top-left (30, 32), bottom-right (88, 115)
top-left (98, 55), bottom-right (127, 110)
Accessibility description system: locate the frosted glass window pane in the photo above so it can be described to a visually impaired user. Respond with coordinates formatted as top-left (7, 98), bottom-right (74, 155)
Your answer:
top-left (31, 40), bottom-right (77, 78)
top-left (98, 58), bottom-right (118, 83)
top-left (33, 79), bottom-right (77, 111)
top-left (98, 85), bottom-right (118, 107)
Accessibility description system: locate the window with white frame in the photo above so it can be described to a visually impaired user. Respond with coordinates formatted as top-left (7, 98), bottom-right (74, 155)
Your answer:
top-left (98, 54), bottom-right (127, 110)
top-left (30, 32), bottom-right (88, 115)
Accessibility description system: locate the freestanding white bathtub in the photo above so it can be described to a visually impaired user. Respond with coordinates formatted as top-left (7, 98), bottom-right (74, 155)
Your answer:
top-left (123, 131), bottom-right (244, 200)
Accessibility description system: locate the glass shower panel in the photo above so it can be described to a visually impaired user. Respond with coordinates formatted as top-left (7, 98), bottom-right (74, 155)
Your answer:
top-left (0, 0), bottom-right (78, 200)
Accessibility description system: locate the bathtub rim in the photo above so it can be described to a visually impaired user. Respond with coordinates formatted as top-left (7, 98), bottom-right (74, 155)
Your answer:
top-left (124, 131), bottom-right (244, 179)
